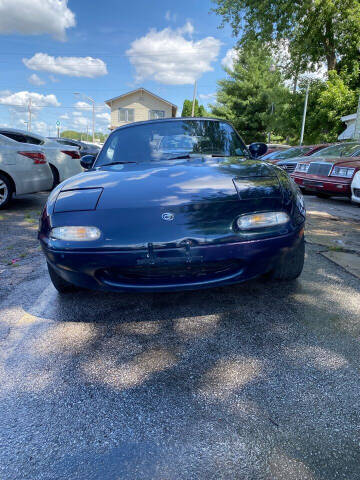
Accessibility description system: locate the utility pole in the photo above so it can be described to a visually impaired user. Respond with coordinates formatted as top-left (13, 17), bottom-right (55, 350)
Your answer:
top-left (268, 102), bottom-right (274, 143)
top-left (300, 82), bottom-right (310, 146)
top-left (28, 97), bottom-right (32, 132)
top-left (191, 81), bottom-right (197, 117)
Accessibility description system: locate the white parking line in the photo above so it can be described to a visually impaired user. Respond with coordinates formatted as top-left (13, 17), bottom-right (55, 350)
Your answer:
top-left (27, 283), bottom-right (57, 319)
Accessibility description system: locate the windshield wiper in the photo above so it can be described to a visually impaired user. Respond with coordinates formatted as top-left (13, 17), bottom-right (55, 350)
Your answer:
top-left (99, 161), bottom-right (137, 167)
top-left (166, 153), bottom-right (230, 160)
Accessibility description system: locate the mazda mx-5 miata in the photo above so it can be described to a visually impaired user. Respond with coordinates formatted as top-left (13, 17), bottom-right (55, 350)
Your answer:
top-left (38, 118), bottom-right (306, 293)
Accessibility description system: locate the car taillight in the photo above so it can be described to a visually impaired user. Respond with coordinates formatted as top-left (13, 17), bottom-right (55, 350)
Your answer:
top-left (61, 150), bottom-right (81, 159)
top-left (18, 151), bottom-right (47, 164)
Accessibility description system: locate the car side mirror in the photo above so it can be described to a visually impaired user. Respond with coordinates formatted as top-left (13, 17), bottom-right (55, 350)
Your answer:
top-left (80, 155), bottom-right (96, 169)
top-left (249, 142), bottom-right (268, 159)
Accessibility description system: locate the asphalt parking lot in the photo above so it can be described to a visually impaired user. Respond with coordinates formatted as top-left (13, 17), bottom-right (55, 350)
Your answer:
top-left (1, 193), bottom-right (360, 480)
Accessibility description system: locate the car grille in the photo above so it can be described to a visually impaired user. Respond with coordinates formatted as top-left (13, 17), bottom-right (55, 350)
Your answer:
top-left (100, 260), bottom-right (241, 285)
top-left (354, 188), bottom-right (360, 198)
top-left (307, 162), bottom-right (332, 176)
top-left (280, 163), bottom-right (296, 173)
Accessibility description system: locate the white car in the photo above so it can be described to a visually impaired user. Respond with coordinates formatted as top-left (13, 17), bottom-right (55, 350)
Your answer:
top-left (0, 128), bottom-right (82, 187)
top-left (351, 170), bottom-right (360, 204)
top-left (0, 133), bottom-right (53, 208)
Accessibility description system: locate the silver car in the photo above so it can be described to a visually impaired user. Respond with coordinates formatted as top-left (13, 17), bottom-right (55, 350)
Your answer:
top-left (0, 128), bottom-right (83, 188)
top-left (0, 133), bottom-right (53, 208)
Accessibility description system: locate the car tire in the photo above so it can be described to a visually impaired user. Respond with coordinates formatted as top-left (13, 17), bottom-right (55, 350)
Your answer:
top-left (270, 235), bottom-right (305, 281)
top-left (47, 263), bottom-right (78, 293)
top-left (49, 164), bottom-right (60, 189)
top-left (0, 173), bottom-right (13, 209)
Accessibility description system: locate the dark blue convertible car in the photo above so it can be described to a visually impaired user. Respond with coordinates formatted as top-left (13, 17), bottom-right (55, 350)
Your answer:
top-left (39, 118), bottom-right (305, 293)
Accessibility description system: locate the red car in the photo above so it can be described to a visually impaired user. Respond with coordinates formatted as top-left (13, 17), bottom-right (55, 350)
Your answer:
top-left (291, 142), bottom-right (360, 198)
top-left (262, 144), bottom-right (329, 165)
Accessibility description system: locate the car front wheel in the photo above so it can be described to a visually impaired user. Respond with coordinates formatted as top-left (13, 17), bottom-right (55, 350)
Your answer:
top-left (270, 235), bottom-right (305, 281)
top-left (47, 263), bottom-right (79, 293)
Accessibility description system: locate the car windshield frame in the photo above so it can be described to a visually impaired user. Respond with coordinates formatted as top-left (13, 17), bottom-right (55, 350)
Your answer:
top-left (94, 119), bottom-right (250, 167)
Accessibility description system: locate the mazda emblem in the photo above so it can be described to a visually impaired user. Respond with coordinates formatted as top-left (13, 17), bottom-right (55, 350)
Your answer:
top-left (162, 212), bottom-right (174, 221)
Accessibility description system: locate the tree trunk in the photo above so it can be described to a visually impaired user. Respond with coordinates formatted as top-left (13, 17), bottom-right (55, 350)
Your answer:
top-left (326, 51), bottom-right (336, 71)
top-left (325, 19), bottom-right (336, 72)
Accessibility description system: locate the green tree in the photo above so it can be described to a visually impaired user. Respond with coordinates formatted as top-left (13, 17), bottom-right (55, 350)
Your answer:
top-left (61, 130), bottom-right (108, 143)
top-left (304, 72), bottom-right (358, 143)
top-left (212, 0), bottom-right (360, 74)
top-left (181, 99), bottom-right (208, 117)
top-left (210, 42), bottom-right (291, 143)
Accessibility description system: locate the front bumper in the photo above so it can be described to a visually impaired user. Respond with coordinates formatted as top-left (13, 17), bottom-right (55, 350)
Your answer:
top-left (41, 229), bottom-right (304, 292)
top-left (292, 174), bottom-right (351, 196)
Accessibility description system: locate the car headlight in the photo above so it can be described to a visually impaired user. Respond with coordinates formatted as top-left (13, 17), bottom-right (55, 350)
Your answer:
top-left (50, 226), bottom-right (101, 241)
top-left (236, 211), bottom-right (289, 230)
top-left (295, 163), bottom-right (309, 173)
top-left (330, 166), bottom-right (355, 178)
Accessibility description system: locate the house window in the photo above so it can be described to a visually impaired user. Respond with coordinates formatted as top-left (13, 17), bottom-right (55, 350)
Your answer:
top-left (149, 110), bottom-right (165, 120)
top-left (118, 108), bottom-right (134, 123)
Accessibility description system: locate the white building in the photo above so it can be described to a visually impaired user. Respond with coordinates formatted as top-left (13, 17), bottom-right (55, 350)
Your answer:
top-left (338, 113), bottom-right (357, 140)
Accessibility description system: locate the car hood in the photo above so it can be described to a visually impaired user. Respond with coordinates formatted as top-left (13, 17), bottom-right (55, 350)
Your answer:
top-left (50, 158), bottom-right (287, 247)
top-left (57, 157), bottom-right (279, 210)
top-left (299, 156), bottom-right (360, 165)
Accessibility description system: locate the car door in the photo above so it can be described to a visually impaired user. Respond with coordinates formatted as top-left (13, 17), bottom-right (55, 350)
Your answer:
top-left (0, 134), bottom-right (53, 194)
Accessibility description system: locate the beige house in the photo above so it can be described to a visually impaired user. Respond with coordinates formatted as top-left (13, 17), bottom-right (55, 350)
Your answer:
top-left (105, 88), bottom-right (177, 130)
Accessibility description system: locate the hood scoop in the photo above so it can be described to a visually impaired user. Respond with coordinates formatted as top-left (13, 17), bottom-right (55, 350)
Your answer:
top-left (233, 177), bottom-right (282, 200)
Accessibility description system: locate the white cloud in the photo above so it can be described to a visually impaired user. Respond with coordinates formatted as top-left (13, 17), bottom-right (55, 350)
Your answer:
top-left (0, 0), bottom-right (75, 41)
top-left (73, 116), bottom-right (89, 129)
top-left (74, 101), bottom-right (91, 109)
top-left (221, 48), bottom-right (238, 70)
top-left (199, 92), bottom-right (216, 100)
top-left (49, 75), bottom-right (59, 83)
top-left (23, 53), bottom-right (108, 78)
top-left (96, 112), bottom-right (110, 123)
top-left (165, 10), bottom-right (177, 22)
top-left (60, 113), bottom-right (69, 120)
top-left (28, 73), bottom-right (45, 86)
top-left (0, 90), bottom-right (60, 110)
top-left (73, 111), bottom-right (83, 117)
top-left (34, 121), bottom-right (48, 135)
top-left (126, 23), bottom-right (221, 85)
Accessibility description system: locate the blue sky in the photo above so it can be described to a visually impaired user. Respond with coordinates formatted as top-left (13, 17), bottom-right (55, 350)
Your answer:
top-left (0, 0), bottom-right (236, 137)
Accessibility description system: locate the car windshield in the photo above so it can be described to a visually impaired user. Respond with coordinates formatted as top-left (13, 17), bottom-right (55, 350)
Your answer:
top-left (95, 119), bottom-right (248, 166)
top-left (311, 143), bottom-right (360, 157)
top-left (267, 146), bottom-right (312, 160)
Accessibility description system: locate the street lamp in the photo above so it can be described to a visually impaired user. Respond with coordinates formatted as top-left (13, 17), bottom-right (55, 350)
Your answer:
top-left (73, 92), bottom-right (95, 143)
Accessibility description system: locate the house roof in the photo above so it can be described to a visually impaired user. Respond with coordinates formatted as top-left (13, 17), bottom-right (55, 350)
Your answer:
top-left (105, 88), bottom-right (177, 109)
top-left (341, 113), bottom-right (357, 122)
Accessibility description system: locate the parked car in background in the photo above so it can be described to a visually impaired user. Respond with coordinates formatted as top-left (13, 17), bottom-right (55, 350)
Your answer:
top-left (262, 145), bottom-right (328, 165)
top-left (351, 171), bottom-right (360, 204)
top-left (264, 144), bottom-right (291, 155)
top-left (48, 137), bottom-right (101, 157)
top-left (0, 133), bottom-right (53, 208)
top-left (0, 128), bottom-right (82, 187)
top-left (39, 118), bottom-right (305, 294)
top-left (292, 142), bottom-right (360, 198)
top-left (276, 144), bottom-right (330, 174)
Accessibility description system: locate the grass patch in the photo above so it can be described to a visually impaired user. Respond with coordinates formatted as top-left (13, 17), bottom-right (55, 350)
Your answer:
top-left (328, 246), bottom-right (349, 253)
